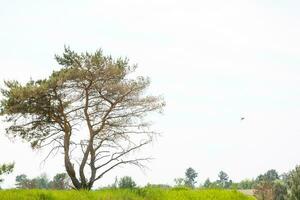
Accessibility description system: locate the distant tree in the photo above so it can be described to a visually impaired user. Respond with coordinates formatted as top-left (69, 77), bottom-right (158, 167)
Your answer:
top-left (230, 182), bottom-right (239, 190)
top-left (0, 47), bottom-right (165, 190)
top-left (238, 179), bottom-right (256, 189)
top-left (0, 163), bottom-right (14, 183)
top-left (203, 178), bottom-right (211, 188)
top-left (15, 174), bottom-right (32, 189)
top-left (16, 173), bottom-right (50, 189)
top-left (174, 178), bottom-right (185, 187)
top-left (111, 176), bottom-right (118, 189)
top-left (217, 171), bottom-right (231, 188)
top-left (33, 173), bottom-right (50, 189)
top-left (118, 176), bottom-right (136, 189)
top-left (49, 173), bottom-right (70, 189)
top-left (254, 181), bottom-right (274, 200)
top-left (254, 169), bottom-right (285, 200)
top-left (257, 169), bottom-right (279, 182)
top-left (184, 167), bottom-right (198, 188)
top-left (287, 165), bottom-right (300, 199)
top-left (265, 170), bottom-right (279, 182)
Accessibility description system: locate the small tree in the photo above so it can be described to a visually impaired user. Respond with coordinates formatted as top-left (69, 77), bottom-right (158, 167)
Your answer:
top-left (0, 47), bottom-right (165, 190)
top-left (184, 167), bottom-right (198, 188)
top-left (0, 163), bottom-right (14, 184)
top-left (118, 176), bottom-right (136, 189)
top-left (217, 171), bottom-right (231, 188)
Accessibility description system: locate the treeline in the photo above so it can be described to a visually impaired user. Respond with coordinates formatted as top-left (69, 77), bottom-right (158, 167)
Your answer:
top-left (15, 173), bottom-right (70, 190)
top-left (0, 163), bottom-right (70, 190)
top-left (173, 168), bottom-right (234, 189)
top-left (1, 163), bottom-right (300, 200)
top-left (172, 166), bottom-right (300, 200)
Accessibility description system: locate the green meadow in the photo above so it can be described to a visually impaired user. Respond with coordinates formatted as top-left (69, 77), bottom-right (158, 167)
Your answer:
top-left (0, 188), bottom-right (255, 200)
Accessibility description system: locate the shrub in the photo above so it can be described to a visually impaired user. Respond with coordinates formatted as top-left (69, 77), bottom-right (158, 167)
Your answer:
top-left (118, 176), bottom-right (136, 189)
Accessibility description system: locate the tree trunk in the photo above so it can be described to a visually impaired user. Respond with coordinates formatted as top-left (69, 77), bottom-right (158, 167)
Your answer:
top-left (64, 133), bottom-right (82, 189)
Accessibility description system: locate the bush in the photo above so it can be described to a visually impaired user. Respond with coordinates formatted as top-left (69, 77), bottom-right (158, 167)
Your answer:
top-left (118, 176), bottom-right (136, 189)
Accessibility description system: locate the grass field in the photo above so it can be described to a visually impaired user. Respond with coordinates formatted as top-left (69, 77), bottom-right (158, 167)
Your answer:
top-left (0, 188), bottom-right (256, 200)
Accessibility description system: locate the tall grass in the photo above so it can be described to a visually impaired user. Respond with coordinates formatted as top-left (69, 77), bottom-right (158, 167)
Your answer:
top-left (0, 188), bottom-right (256, 200)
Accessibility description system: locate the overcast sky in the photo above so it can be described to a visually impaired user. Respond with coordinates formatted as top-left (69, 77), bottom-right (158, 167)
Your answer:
top-left (1, 0), bottom-right (300, 189)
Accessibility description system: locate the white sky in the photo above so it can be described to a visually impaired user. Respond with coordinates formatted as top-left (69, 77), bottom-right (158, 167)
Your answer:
top-left (1, 0), bottom-right (300, 188)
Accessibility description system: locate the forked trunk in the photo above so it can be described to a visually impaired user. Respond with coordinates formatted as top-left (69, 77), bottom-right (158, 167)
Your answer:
top-left (64, 133), bottom-right (83, 190)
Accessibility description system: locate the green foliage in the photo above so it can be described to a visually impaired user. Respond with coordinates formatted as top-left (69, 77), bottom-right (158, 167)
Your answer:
top-left (0, 163), bottom-right (14, 183)
top-left (287, 165), bottom-right (300, 200)
top-left (118, 176), bottom-right (136, 189)
top-left (0, 188), bottom-right (255, 200)
top-left (0, 46), bottom-right (164, 149)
